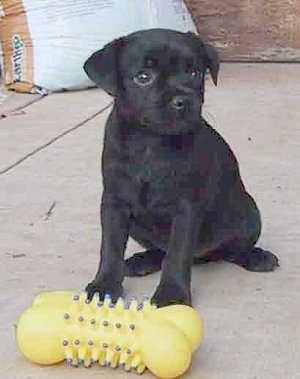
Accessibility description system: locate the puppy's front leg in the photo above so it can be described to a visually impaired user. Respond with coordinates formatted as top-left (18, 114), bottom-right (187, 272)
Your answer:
top-left (151, 199), bottom-right (200, 307)
top-left (86, 195), bottom-right (131, 301)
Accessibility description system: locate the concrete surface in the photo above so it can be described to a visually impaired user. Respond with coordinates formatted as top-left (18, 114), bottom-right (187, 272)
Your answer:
top-left (0, 63), bottom-right (299, 379)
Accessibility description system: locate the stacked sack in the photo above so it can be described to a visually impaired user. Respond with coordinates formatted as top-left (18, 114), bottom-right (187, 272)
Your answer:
top-left (0, 0), bottom-right (197, 93)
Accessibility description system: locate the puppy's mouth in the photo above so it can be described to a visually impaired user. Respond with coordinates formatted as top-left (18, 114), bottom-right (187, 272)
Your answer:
top-left (139, 107), bottom-right (201, 134)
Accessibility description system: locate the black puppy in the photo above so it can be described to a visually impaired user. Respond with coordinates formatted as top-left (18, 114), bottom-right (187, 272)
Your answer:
top-left (84, 29), bottom-right (279, 307)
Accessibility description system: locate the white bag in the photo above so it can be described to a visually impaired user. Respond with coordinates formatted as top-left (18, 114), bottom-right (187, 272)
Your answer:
top-left (0, 0), bottom-right (197, 93)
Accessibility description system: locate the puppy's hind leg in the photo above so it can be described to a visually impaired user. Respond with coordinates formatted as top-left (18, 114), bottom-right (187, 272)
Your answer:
top-left (125, 222), bottom-right (167, 277)
top-left (125, 250), bottom-right (165, 277)
top-left (222, 205), bottom-right (279, 272)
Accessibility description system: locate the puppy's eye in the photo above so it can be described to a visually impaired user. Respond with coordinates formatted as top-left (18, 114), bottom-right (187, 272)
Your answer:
top-left (188, 68), bottom-right (198, 78)
top-left (133, 71), bottom-right (154, 86)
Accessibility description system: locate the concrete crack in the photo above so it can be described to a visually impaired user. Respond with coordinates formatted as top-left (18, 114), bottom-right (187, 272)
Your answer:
top-left (44, 200), bottom-right (57, 221)
top-left (0, 102), bottom-right (113, 176)
top-left (0, 94), bottom-right (46, 119)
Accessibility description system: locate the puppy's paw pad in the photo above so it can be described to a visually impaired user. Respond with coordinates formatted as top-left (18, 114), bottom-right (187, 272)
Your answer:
top-left (246, 248), bottom-right (279, 272)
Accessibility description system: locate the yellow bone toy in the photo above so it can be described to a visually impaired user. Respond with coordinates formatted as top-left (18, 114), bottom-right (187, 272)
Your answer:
top-left (16, 291), bottom-right (203, 378)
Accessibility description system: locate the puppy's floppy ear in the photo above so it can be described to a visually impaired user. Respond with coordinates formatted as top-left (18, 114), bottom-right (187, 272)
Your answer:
top-left (83, 38), bottom-right (126, 96)
top-left (203, 43), bottom-right (220, 86)
top-left (186, 32), bottom-right (220, 86)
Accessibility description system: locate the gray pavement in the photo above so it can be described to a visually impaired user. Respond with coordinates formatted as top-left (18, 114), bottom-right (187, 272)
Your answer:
top-left (0, 63), bottom-right (299, 378)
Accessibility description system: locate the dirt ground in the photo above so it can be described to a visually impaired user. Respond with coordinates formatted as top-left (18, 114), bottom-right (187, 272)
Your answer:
top-left (0, 63), bottom-right (299, 379)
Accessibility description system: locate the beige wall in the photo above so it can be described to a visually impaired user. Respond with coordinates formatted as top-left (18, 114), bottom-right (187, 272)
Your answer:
top-left (185, 0), bottom-right (300, 61)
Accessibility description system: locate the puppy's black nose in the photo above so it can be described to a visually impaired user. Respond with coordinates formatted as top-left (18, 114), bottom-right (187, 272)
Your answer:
top-left (170, 95), bottom-right (189, 111)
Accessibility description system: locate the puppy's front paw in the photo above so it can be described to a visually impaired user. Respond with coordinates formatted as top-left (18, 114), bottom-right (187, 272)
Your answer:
top-left (85, 279), bottom-right (123, 303)
top-left (151, 281), bottom-right (191, 308)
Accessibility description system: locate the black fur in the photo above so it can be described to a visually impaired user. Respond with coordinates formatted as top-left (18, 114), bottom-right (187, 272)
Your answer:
top-left (84, 29), bottom-right (279, 307)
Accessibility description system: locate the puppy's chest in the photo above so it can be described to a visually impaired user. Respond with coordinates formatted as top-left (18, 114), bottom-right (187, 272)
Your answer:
top-left (126, 140), bottom-right (192, 210)
top-left (129, 144), bottom-right (158, 182)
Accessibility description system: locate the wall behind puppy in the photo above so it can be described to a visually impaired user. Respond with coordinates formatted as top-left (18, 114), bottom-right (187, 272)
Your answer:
top-left (185, 0), bottom-right (300, 61)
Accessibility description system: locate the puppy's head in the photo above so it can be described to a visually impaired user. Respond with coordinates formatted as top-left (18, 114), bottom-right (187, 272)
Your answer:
top-left (84, 29), bottom-right (219, 134)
